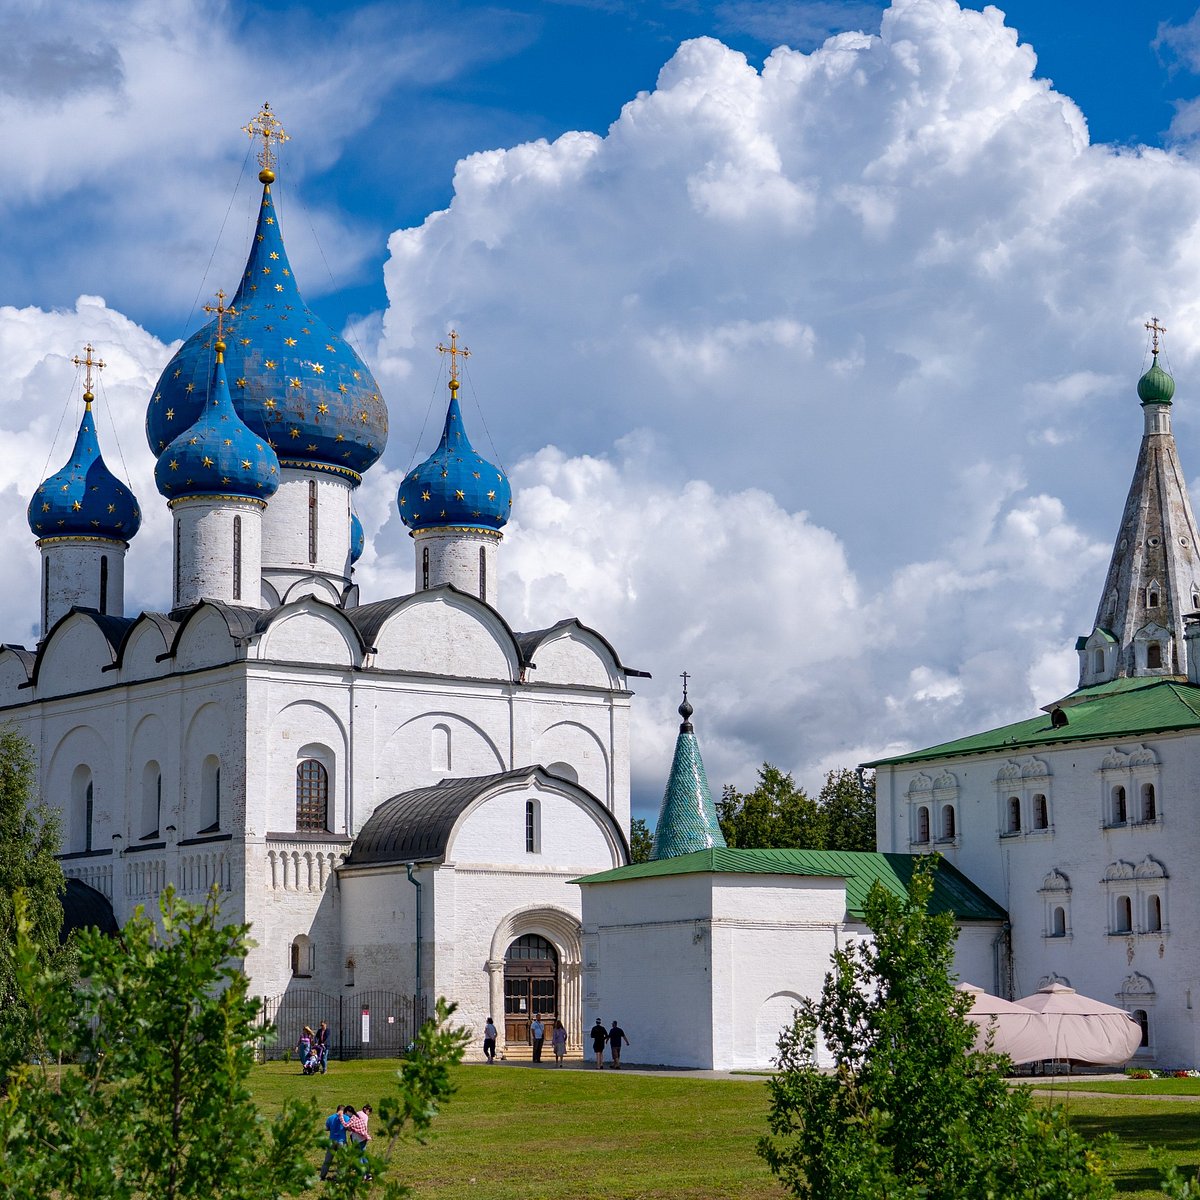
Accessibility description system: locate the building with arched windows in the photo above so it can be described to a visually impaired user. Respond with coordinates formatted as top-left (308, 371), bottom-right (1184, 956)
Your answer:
top-left (5, 114), bottom-right (642, 1058)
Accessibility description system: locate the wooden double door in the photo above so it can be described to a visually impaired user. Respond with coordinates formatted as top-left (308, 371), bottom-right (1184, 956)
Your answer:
top-left (503, 934), bottom-right (558, 1044)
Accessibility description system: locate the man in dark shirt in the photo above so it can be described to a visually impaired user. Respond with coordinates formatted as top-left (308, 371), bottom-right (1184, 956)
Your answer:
top-left (609, 1021), bottom-right (629, 1068)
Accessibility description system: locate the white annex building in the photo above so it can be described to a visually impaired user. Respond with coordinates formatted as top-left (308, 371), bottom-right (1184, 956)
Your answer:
top-left (870, 325), bottom-right (1200, 1068)
top-left (10, 109), bottom-right (642, 1057)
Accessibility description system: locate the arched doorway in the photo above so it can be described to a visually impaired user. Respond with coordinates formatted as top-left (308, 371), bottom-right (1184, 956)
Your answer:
top-left (504, 933), bottom-right (558, 1045)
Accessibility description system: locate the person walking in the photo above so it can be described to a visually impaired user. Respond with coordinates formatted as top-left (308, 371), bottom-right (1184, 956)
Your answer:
top-left (346, 1103), bottom-right (373, 1180)
top-left (297, 1025), bottom-right (313, 1068)
top-left (609, 1020), bottom-right (629, 1069)
top-left (319, 1104), bottom-right (349, 1180)
top-left (551, 1019), bottom-right (567, 1066)
top-left (589, 1018), bottom-right (608, 1068)
top-left (315, 1020), bottom-right (331, 1073)
top-left (483, 1017), bottom-right (498, 1063)
top-left (530, 1015), bottom-right (545, 1063)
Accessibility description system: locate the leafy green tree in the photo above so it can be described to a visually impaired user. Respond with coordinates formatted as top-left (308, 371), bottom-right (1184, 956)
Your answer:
top-left (758, 858), bottom-right (1114, 1199)
top-left (718, 765), bottom-right (824, 849)
top-left (818, 767), bottom-right (876, 851)
top-left (629, 817), bottom-right (653, 863)
top-left (0, 887), bottom-right (468, 1199)
top-left (0, 725), bottom-right (67, 1077)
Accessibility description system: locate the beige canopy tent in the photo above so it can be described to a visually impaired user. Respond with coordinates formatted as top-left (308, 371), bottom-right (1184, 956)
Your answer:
top-left (956, 983), bottom-right (1053, 1064)
top-left (1013, 982), bottom-right (1142, 1065)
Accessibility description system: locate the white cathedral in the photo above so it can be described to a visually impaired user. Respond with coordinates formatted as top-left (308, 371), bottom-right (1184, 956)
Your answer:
top-left (13, 110), bottom-right (641, 1057)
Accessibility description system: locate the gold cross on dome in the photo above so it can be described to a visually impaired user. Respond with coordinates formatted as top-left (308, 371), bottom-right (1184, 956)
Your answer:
top-left (203, 290), bottom-right (237, 343)
top-left (243, 102), bottom-right (290, 172)
top-left (680, 670), bottom-right (690, 701)
top-left (72, 344), bottom-right (105, 406)
top-left (437, 330), bottom-right (471, 388)
top-left (1146, 316), bottom-right (1167, 355)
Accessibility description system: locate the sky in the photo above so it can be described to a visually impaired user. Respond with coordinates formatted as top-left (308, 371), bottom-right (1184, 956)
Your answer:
top-left (7, 0), bottom-right (1200, 819)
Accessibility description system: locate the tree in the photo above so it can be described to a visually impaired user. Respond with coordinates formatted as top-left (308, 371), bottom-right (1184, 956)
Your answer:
top-left (718, 765), bottom-right (824, 849)
top-left (818, 767), bottom-right (875, 851)
top-left (629, 817), bottom-right (653, 863)
top-left (758, 858), bottom-right (1114, 1199)
top-left (0, 887), bottom-right (468, 1199)
top-left (0, 725), bottom-right (67, 1077)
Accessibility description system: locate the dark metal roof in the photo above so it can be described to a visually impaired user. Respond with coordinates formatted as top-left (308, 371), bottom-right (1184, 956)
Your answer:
top-left (345, 765), bottom-right (629, 867)
top-left (61, 877), bottom-right (119, 941)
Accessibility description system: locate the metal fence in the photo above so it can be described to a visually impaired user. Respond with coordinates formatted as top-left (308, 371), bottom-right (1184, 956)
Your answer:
top-left (259, 989), bottom-right (428, 1060)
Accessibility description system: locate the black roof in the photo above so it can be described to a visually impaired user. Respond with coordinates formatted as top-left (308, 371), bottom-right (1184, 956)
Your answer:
top-left (61, 877), bottom-right (119, 942)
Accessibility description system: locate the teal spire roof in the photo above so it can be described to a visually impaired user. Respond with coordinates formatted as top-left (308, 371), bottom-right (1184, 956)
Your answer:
top-left (146, 179), bottom-right (388, 483)
top-left (154, 344), bottom-right (280, 503)
top-left (1137, 353), bottom-right (1175, 406)
top-left (650, 689), bottom-right (727, 860)
top-left (29, 396), bottom-right (141, 542)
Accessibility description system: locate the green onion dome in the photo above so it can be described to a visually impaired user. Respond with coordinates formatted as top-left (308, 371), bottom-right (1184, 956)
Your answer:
top-left (146, 180), bottom-right (388, 483)
top-left (1138, 354), bottom-right (1175, 405)
top-left (29, 396), bottom-right (141, 542)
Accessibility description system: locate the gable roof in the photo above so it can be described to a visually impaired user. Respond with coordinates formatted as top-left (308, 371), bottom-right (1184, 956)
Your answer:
top-left (573, 848), bottom-right (1006, 922)
top-left (863, 677), bottom-right (1200, 768)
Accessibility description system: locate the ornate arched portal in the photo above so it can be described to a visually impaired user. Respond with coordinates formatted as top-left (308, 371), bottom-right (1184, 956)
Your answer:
top-left (487, 905), bottom-right (583, 1052)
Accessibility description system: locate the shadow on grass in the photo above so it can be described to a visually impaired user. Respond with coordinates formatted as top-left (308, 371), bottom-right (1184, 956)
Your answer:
top-left (1069, 1110), bottom-right (1200, 1194)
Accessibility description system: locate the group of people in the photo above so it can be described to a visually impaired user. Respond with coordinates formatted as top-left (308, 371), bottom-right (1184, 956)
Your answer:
top-left (296, 1021), bottom-right (332, 1074)
top-left (480, 1017), bottom-right (629, 1068)
top-left (319, 1103), bottom-right (373, 1181)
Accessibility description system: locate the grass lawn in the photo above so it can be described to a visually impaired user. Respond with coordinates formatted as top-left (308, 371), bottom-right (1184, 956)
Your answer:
top-left (250, 1060), bottom-right (1200, 1200)
top-left (1048, 1079), bottom-right (1200, 1098)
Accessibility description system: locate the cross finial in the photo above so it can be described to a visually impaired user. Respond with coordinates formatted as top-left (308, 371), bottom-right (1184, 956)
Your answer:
top-left (1146, 316), bottom-right (1167, 356)
top-left (72, 344), bottom-right (105, 407)
top-left (680, 670), bottom-right (690, 701)
top-left (203, 290), bottom-right (237, 358)
top-left (437, 330), bottom-right (471, 393)
top-left (243, 101), bottom-right (290, 181)
top-left (678, 670), bottom-right (694, 728)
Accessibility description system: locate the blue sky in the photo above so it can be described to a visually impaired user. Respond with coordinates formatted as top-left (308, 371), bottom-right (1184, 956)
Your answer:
top-left (8, 1), bottom-right (1200, 814)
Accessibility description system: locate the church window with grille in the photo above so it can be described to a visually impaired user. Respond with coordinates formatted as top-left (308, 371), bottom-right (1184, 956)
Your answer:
top-left (307, 479), bottom-right (318, 564)
top-left (422, 546), bottom-right (430, 590)
top-left (940, 805), bottom-right (955, 840)
top-left (525, 799), bottom-right (540, 853)
top-left (296, 759), bottom-right (329, 831)
top-left (233, 515), bottom-right (242, 600)
top-left (1032, 793), bottom-right (1049, 829)
top-left (1141, 783), bottom-right (1157, 823)
top-left (1147, 642), bottom-right (1163, 669)
top-left (1111, 785), bottom-right (1127, 825)
top-left (1114, 895), bottom-right (1133, 934)
top-left (1006, 795), bottom-right (1021, 834)
top-left (915, 805), bottom-right (930, 844)
top-left (99, 554), bottom-right (108, 615)
top-left (479, 546), bottom-right (486, 601)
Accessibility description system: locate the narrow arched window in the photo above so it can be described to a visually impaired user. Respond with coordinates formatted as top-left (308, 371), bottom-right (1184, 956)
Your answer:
top-left (142, 762), bottom-right (162, 839)
top-left (297, 759), bottom-right (329, 832)
top-left (42, 557), bottom-right (49, 634)
top-left (85, 779), bottom-right (94, 852)
top-left (200, 755), bottom-right (221, 833)
top-left (233, 515), bottom-right (242, 600)
top-left (1093, 648), bottom-right (1104, 674)
top-left (1133, 1008), bottom-right (1149, 1048)
top-left (1052, 906), bottom-right (1066, 937)
top-left (941, 805), bottom-right (955, 840)
top-left (1141, 783), bottom-right (1156, 822)
top-left (1112, 786), bottom-right (1127, 824)
top-left (1147, 895), bottom-right (1163, 932)
top-left (915, 806), bottom-right (929, 844)
top-left (525, 799), bottom-right (540, 854)
top-left (1147, 642), bottom-right (1163, 669)
top-left (1007, 795), bottom-right (1021, 833)
top-left (99, 554), bottom-right (109, 615)
top-left (1116, 895), bottom-right (1132, 933)
top-left (308, 479), bottom-right (318, 564)
top-left (1148, 589), bottom-right (1160, 608)
top-left (479, 546), bottom-right (486, 601)
top-left (291, 934), bottom-right (312, 978)
top-left (431, 724), bottom-right (451, 772)
top-left (422, 546), bottom-right (430, 590)
top-left (1032, 794), bottom-right (1048, 829)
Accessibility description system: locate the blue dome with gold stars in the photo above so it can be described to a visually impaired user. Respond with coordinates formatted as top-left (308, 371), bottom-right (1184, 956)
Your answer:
top-left (398, 385), bottom-right (511, 533)
top-left (155, 346), bottom-right (280, 503)
top-left (146, 180), bottom-right (387, 484)
top-left (350, 511), bottom-right (364, 565)
top-left (29, 397), bottom-right (141, 542)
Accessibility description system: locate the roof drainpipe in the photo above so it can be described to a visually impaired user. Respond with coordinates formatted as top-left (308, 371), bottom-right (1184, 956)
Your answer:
top-left (406, 862), bottom-right (423, 1003)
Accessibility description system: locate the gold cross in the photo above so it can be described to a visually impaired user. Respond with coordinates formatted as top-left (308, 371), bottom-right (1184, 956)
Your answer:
top-left (437, 330), bottom-right (471, 389)
top-left (243, 102), bottom-right (290, 173)
top-left (203, 290), bottom-right (237, 344)
top-left (1146, 316), bottom-right (1167, 355)
top-left (72, 344), bottom-right (105, 404)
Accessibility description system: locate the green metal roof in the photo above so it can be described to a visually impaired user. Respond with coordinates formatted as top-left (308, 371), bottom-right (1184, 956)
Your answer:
top-left (864, 678), bottom-right (1200, 768)
top-left (573, 848), bottom-right (1006, 922)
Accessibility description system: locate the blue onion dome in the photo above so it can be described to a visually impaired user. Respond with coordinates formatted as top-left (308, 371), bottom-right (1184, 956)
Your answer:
top-left (398, 381), bottom-right (512, 532)
top-left (146, 177), bottom-right (388, 484)
top-left (29, 392), bottom-right (141, 542)
top-left (350, 511), bottom-right (364, 565)
top-left (1137, 353), bottom-right (1175, 405)
top-left (154, 340), bottom-right (280, 503)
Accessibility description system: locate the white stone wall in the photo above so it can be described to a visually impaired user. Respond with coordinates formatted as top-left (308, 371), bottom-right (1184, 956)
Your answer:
top-left (40, 539), bottom-right (127, 634)
top-left (261, 470), bottom-right (352, 598)
top-left (412, 528), bottom-right (500, 607)
top-left (172, 498), bottom-right (264, 608)
top-left (877, 732), bottom-right (1200, 1065)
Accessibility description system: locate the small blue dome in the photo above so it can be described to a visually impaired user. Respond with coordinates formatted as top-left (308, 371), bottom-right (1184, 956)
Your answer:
top-left (146, 182), bottom-right (388, 483)
top-left (29, 400), bottom-right (141, 542)
top-left (350, 511), bottom-right (364, 565)
top-left (155, 350), bottom-right (280, 503)
top-left (397, 386), bottom-right (511, 532)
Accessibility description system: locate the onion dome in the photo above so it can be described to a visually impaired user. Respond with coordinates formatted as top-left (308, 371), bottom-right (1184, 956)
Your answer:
top-left (398, 381), bottom-right (512, 532)
top-left (146, 174), bottom-right (387, 484)
top-left (350, 511), bottom-right (364, 565)
top-left (28, 390), bottom-right (141, 542)
top-left (650, 685), bottom-right (727, 861)
top-left (1137, 354), bottom-right (1175, 406)
top-left (155, 338), bottom-right (280, 503)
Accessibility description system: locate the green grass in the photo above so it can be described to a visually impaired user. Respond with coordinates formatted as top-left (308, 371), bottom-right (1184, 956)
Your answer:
top-left (249, 1060), bottom-right (1200, 1200)
top-left (1047, 1079), bottom-right (1200, 1097)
